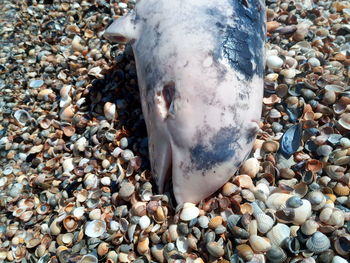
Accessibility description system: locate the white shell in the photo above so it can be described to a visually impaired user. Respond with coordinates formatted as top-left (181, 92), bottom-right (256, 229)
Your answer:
top-left (84, 173), bottom-right (99, 189)
top-left (73, 207), bottom-right (85, 219)
top-left (104, 102), bottom-right (116, 121)
top-left (139, 215), bottom-right (151, 230)
top-left (301, 219), bottom-right (318, 236)
top-left (293, 199), bottom-right (312, 225)
top-left (85, 220), bottom-right (106, 238)
top-left (62, 158), bottom-right (74, 173)
top-left (266, 55), bottom-right (284, 70)
top-left (89, 209), bottom-right (102, 220)
top-left (266, 223), bottom-right (290, 246)
top-left (75, 137), bottom-right (88, 152)
top-left (332, 256), bottom-right (348, 263)
top-left (180, 203), bottom-right (199, 221)
top-left (80, 254), bottom-right (98, 263)
top-left (176, 236), bottom-right (189, 253)
top-left (14, 110), bottom-right (32, 126)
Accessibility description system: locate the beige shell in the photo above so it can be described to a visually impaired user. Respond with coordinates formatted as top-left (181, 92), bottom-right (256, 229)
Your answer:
top-left (239, 158), bottom-right (260, 178)
top-left (137, 236), bottom-right (150, 254)
top-left (249, 235), bottom-right (272, 252)
top-left (234, 174), bottom-right (254, 189)
top-left (236, 244), bottom-right (254, 261)
top-left (328, 209), bottom-right (345, 227)
top-left (63, 216), bottom-right (78, 232)
top-left (97, 242), bottom-right (109, 257)
top-left (319, 207), bottom-right (333, 223)
top-left (266, 193), bottom-right (293, 210)
top-left (301, 219), bottom-right (318, 236)
top-left (266, 223), bottom-right (290, 246)
top-left (104, 102), bottom-right (116, 121)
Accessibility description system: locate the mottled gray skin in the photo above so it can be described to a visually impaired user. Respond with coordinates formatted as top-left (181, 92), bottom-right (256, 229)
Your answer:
top-left (105, 0), bottom-right (266, 204)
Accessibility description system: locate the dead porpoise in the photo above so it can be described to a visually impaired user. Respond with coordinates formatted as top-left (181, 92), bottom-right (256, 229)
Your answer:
top-left (104, 0), bottom-right (266, 204)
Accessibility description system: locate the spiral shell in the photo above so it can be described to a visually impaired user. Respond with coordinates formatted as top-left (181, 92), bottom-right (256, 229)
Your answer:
top-left (306, 232), bottom-right (330, 253)
top-left (251, 202), bottom-right (275, 234)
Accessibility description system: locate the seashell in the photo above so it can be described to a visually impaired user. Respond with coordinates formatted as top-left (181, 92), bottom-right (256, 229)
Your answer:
top-left (301, 219), bottom-right (318, 236)
top-left (239, 158), bottom-right (260, 178)
top-left (119, 182), bottom-right (135, 201)
top-left (251, 202), bottom-right (274, 234)
top-left (317, 250), bottom-right (334, 263)
top-left (283, 237), bottom-right (300, 254)
top-left (280, 68), bottom-right (297, 79)
top-left (294, 182), bottom-right (309, 197)
top-left (306, 191), bottom-right (326, 211)
top-left (63, 216), bottom-right (78, 232)
top-left (89, 209), bottom-right (101, 220)
top-left (293, 199), bottom-right (312, 225)
top-left (50, 219), bottom-right (61, 236)
top-left (72, 35), bottom-right (85, 52)
top-left (334, 235), bottom-right (350, 257)
top-left (329, 209), bottom-right (345, 227)
top-left (151, 244), bottom-right (165, 263)
top-left (104, 102), bottom-right (116, 121)
top-left (267, 223), bottom-right (290, 246)
top-left (333, 182), bottom-right (350, 196)
top-left (248, 219), bottom-right (257, 236)
top-left (286, 196), bottom-right (303, 208)
top-left (97, 242), bottom-right (109, 257)
top-left (85, 220), bottom-right (106, 238)
top-left (266, 193), bottom-right (293, 210)
top-left (236, 244), bottom-right (254, 261)
top-left (180, 202), bottom-right (199, 221)
top-left (14, 110), bottom-right (32, 126)
top-left (306, 159), bottom-right (323, 172)
top-left (222, 182), bottom-right (239, 196)
top-left (176, 236), bottom-right (189, 253)
top-left (229, 225), bottom-right (250, 239)
top-left (60, 105), bottom-right (75, 121)
top-left (234, 174), bottom-right (254, 189)
top-left (338, 113), bottom-right (350, 130)
top-left (208, 216), bottom-right (223, 229)
top-left (324, 165), bottom-right (345, 180)
top-left (227, 214), bottom-right (241, 230)
top-left (62, 125), bottom-right (75, 137)
top-left (290, 226), bottom-right (299, 237)
top-left (319, 207), bottom-right (333, 224)
top-left (249, 235), bottom-right (271, 252)
top-left (306, 232), bottom-right (330, 253)
top-left (137, 236), bottom-right (150, 254)
top-left (266, 246), bottom-right (287, 263)
top-left (84, 173), bottom-right (98, 189)
top-left (240, 203), bottom-right (253, 215)
top-left (62, 158), bottom-right (74, 173)
top-left (279, 123), bottom-right (303, 158)
top-left (332, 256), bottom-right (348, 263)
top-left (80, 254), bottom-right (98, 263)
top-left (74, 137), bottom-right (88, 152)
top-left (206, 242), bottom-right (224, 258)
top-left (139, 215), bottom-right (151, 230)
top-left (279, 168), bottom-right (295, 179)
top-left (266, 55), bottom-right (284, 70)
top-left (262, 140), bottom-right (280, 153)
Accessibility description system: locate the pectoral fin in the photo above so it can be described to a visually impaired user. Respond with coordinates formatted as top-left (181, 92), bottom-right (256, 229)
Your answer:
top-left (104, 11), bottom-right (139, 43)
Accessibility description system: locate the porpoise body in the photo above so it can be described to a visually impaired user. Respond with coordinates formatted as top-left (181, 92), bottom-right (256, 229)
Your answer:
top-left (105, 0), bottom-right (266, 204)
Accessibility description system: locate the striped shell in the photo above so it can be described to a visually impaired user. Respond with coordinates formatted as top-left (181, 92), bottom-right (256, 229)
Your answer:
top-left (306, 232), bottom-right (330, 253)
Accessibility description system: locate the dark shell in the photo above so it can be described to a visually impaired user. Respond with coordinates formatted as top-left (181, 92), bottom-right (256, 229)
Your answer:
top-left (279, 123), bottom-right (303, 158)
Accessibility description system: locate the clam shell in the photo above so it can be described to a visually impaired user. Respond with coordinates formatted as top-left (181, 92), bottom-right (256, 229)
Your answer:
top-left (301, 219), bottom-right (318, 236)
top-left (334, 235), bottom-right (350, 257)
top-left (286, 196), bottom-right (303, 208)
top-left (180, 203), bottom-right (199, 221)
top-left (328, 209), bottom-right (344, 227)
top-left (104, 102), bottom-right (116, 121)
top-left (206, 242), bottom-right (224, 258)
top-left (14, 109), bottom-right (32, 126)
top-left (239, 158), bottom-right (260, 178)
top-left (305, 191), bottom-right (326, 211)
top-left (332, 256), bottom-right (348, 263)
top-left (267, 223), bottom-right (291, 246)
top-left (266, 246), bottom-right (287, 263)
top-left (80, 254), bottom-right (98, 263)
top-left (85, 220), bottom-right (106, 238)
top-left (293, 199), bottom-right (312, 225)
top-left (319, 207), bottom-right (333, 223)
top-left (306, 232), bottom-right (330, 253)
top-left (236, 244), bottom-right (254, 261)
top-left (249, 235), bottom-right (271, 253)
top-left (63, 216), bottom-right (78, 232)
top-left (333, 182), bottom-right (350, 196)
top-left (283, 237), bottom-right (300, 254)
